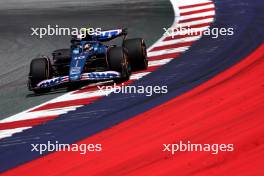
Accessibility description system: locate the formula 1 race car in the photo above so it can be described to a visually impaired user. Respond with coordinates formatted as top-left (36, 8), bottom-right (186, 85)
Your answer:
top-left (28, 28), bottom-right (148, 94)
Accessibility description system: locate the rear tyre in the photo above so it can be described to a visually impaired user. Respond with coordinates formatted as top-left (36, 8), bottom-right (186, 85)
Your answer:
top-left (123, 38), bottom-right (148, 71)
top-left (28, 57), bottom-right (52, 94)
top-left (107, 46), bottom-right (131, 83)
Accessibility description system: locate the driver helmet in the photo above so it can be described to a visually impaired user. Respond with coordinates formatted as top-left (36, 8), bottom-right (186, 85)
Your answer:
top-left (84, 43), bottom-right (92, 51)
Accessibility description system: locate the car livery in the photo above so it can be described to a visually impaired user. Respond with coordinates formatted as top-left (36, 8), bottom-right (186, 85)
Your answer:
top-left (28, 28), bottom-right (148, 93)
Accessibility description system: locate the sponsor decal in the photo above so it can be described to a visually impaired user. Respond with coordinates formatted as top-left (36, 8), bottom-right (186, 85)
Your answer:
top-left (73, 49), bottom-right (80, 54)
top-left (99, 29), bottom-right (122, 38)
top-left (84, 71), bottom-right (120, 79)
top-left (38, 77), bottom-right (63, 88)
top-left (70, 67), bottom-right (81, 74)
top-left (74, 55), bottom-right (85, 60)
top-left (36, 71), bottom-right (120, 88)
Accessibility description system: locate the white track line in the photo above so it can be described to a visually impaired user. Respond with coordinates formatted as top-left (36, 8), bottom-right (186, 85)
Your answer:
top-left (154, 36), bottom-right (201, 47)
top-left (176, 0), bottom-right (213, 6)
top-left (176, 18), bottom-right (214, 27)
top-left (148, 46), bottom-right (190, 57)
top-left (178, 11), bottom-right (215, 20)
top-left (1, 106), bottom-right (81, 123)
top-left (148, 58), bottom-right (173, 67)
top-left (130, 72), bottom-right (150, 80)
top-left (179, 4), bottom-right (214, 13)
top-left (0, 127), bottom-right (31, 139)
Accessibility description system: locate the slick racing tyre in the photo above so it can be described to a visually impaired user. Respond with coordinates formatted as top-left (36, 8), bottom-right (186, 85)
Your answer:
top-left (123, 38), bottom-right (148, 71)
top-left (28, 57), bottom-right (52, 94)
top-left (107, 46), bottom-right (131, 83)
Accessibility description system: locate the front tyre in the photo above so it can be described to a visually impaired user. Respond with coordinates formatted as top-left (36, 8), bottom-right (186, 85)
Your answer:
top-left (123, 38), bottom-right (148, 71)
top-left (28, 57), bottom-right (52, 94)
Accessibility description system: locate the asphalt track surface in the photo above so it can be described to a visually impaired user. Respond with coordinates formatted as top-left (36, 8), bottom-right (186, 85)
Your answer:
top-left (0, 0), bottom-right (173, 118)
top-left (0, 0), bottom-right (264, 175)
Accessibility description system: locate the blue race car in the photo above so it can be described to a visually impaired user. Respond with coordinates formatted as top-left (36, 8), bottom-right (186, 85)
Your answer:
top-left (28, 28), bottom-right (148, 94)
